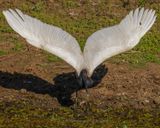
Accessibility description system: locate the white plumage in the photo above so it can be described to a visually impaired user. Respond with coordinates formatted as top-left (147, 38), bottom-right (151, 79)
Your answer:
top-left (3, 9), bottom-right (84, 75)
top-left (3, 8), bottom-right (156, 78)
top-left (84, 8), bottom-right (156, 76)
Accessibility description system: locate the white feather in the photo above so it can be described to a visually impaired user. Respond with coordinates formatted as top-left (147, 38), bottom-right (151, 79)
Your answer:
top-left (84, 8), bottom-right (156, 76)
top-left (3, 8), bottom-right (156, 77)
top-left (3, 9), bottom-right (84, 75)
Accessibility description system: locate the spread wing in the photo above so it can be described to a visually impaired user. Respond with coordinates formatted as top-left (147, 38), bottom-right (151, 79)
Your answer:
top-left (3, 9), bottom-right (84, 74)
top-left (84, 8), bottom-right (156, 76)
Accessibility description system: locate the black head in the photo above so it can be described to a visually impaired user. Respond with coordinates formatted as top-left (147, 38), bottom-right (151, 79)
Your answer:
top-left (77, 69), bottom-right (94, 89)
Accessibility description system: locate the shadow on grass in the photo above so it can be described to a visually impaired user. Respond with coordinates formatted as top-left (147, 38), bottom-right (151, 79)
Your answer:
top-left (0, 65), bottom-right (108, 106)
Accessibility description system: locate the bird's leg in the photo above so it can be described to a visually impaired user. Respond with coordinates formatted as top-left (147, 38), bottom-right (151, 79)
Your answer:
top-left (74, 81), bottom-right (82, 107)
top-left (83, 86), bottom-right (93, 110)
top-left (85, 86), bottom-right (89, 96)
top-left (75, 89), bottom-right (79, 104)
top-left (84, 77), bottom-right (94, 101)
top-left (84, 85), bottom-right (91, 105)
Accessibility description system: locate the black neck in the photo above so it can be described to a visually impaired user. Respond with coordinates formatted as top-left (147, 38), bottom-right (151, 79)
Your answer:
top-left (78, 69), bottom-right (94, 88)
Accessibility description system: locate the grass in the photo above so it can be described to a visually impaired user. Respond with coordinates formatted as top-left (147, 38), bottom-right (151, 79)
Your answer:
top-left (0, 50), bottom-right (6, 56)
top-left (138, 0), bottom-right (147, 6)
top-left (0, 100), bottom-right (159, 128)
top-left (62, 0), bottom-right (79, 8)
top-left (47, 54), bottom-right (61, 62)
top-left (12, 42), bottom-right (24, 52)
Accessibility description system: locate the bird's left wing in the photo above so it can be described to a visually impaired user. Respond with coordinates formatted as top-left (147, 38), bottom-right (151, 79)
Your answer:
top-left (3, 9), bottom-right (84, 74)
top-left (84, 8), bottom-right (156, 76)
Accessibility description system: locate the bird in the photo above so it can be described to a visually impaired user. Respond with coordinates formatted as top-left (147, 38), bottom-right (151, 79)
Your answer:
top-left (3, 8), bottom-right (156, 90)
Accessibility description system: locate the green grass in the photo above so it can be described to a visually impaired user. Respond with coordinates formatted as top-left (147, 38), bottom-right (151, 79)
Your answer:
top-left (138, 0), bottom-right (147, 6)
top-left (0, 50), bottom-right (6, 56)
top-left (12, 42), bottom-right (24, 52)
top-left (0, 100), bottom-right (159, 128)
top-left (62, 0), bottom-right (79, 8)
top-left (47, 54), bottom-right (61, 62)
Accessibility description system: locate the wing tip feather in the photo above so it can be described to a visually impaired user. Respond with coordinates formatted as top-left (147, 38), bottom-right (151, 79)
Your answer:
top-left (2, 10), bottom-right (7, 16)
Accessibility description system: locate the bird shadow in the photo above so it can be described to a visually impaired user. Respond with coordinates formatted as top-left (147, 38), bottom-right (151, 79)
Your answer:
top-left (0, 64), bottom-right (108, 106)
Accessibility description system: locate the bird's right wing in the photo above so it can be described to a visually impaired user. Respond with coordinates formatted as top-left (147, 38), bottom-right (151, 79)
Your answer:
top-left (3, 9), bottom-right (84, 74)
top-left (84, 8), bottom-right (156, 76)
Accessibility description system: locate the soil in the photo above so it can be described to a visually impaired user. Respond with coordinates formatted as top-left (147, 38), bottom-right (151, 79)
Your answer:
top-left (0, 48), bottom-right (160, 110)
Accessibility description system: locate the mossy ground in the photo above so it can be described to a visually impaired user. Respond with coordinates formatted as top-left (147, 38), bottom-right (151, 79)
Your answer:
top-left (0, 100), bottom-right (159, 128)
top-left (0, 0), bottom-right (160, 128)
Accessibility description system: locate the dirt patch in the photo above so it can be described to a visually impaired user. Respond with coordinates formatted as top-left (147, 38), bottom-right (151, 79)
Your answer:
top-left (0, 50), bottom-right (160, 110)
top-left (89, 63), bottom-right (160, 109)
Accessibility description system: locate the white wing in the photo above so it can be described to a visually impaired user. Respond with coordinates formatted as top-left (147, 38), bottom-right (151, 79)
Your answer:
top-left (84, 8), bottom-right (156, 76)
top-left (3, 9), bottom-right (84, 74)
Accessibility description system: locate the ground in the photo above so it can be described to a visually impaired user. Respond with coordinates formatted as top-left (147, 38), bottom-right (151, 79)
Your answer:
top-left (0, 0), bottom-right (160, 128)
